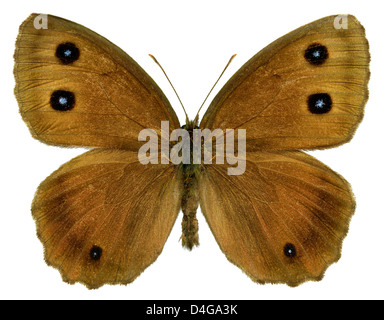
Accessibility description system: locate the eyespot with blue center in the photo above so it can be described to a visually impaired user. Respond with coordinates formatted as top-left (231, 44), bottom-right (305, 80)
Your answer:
top-left (304, 43), bottom-right (329, 65)
top-left (55, 42), bottom-right (80, 64)
top-left (89, 245), bottom-right (102, 261)
top-left (307, 93), bottom-right (332, 114)
top-left (50, 90), bottom-right (75, 111)
top-left (284, 243), bottom-right (296, 258)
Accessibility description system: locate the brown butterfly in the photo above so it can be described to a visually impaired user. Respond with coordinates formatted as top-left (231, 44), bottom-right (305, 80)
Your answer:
top-left (14, 13), bottom-right (370, 289)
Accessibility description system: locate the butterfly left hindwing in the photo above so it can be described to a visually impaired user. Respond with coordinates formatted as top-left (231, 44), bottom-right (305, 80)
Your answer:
top-left (32, 149), bottom-right (182, 289)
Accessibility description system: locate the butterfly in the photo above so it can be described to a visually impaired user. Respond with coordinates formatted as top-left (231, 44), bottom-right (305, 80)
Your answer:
top-left (14, 13), bottom-right (370, 288)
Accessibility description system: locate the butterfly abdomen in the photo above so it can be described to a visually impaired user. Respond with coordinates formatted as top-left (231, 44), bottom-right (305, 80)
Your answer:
top-left (181, 164), bottom-right (200, 250)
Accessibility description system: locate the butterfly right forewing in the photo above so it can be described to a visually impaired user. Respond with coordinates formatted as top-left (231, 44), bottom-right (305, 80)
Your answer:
top-left (200, 15), bottom-right (369, 151)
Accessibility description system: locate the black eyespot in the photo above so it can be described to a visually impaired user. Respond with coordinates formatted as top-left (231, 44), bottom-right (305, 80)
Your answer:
top-left (307, 93), bottom-right (332, 114)
top-left (56, 42), bottom-right (80, 64)
top-left (304, 43), bottom-right (328, 65)
top-left (284, 243), bottom-right (296, 258)
top-left (50, 90), bottom-right (75, 111)
top-left (90, 246), bottom-right (102, 261)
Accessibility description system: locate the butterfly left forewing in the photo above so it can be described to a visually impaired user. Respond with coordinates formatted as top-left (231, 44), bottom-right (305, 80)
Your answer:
top-left (199, 151), bottom-right (354, 286)
top-left (32, 149), bottom-right (182, 288)
top-left (14, 14), bottom-right (179, 150)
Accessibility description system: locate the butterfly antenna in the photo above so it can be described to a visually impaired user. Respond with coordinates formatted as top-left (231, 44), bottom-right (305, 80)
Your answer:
top-left (149, 54), bottom-right (190, 123)
top-left (193, 54), bottom-right (237, 124)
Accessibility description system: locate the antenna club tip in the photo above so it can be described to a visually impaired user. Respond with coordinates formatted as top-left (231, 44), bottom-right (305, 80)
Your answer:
top-left (148, 54), bottom-right (158, 62)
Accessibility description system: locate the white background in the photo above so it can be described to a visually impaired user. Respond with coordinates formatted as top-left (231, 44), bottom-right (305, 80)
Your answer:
top-left (1, 0), bottom-right (383, 300)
